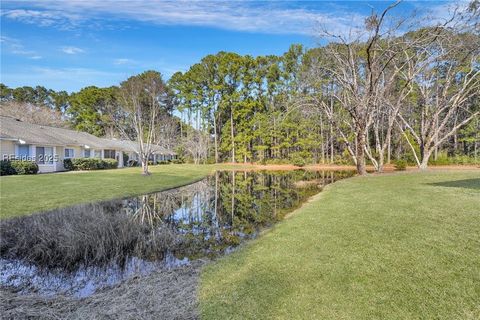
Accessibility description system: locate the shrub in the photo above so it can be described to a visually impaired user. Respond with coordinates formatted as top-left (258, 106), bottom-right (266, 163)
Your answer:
top-left (171, 158), bottom-right (183, 164)
top-left (291, 156), bottom-right (306, 167)
top-left (10, 160), bottom-right (39, 175)
top-left (394, 159), bottom-right (407, 171)
top-left (205, 158), bottom-right (216, 165)
top-left (0, 160), bottom-right (16, 176)
top-left (63, 158), bottom-right (74, 171)
top-left (428, 153), bottom-right (479, 166)
top-left (332, 154), bottom-right (355, 165)
top-left (265, 158), bottom-right (289, 165)
top-left (103, 159), bottom-right (118, 169)
top-left (70, 158), bottom-right (118, 171)
top-left (157, 161), bottom-right (170, 165)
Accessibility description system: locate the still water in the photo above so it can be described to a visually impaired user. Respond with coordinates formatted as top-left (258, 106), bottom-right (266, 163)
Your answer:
top-left (0, 170), bottom-right (353, 297)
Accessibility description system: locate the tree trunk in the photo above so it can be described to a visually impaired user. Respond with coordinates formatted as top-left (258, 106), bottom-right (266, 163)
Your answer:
top-left (419, 149), bottom-right (431, 170)
top-left (330, 123), bottom-right (334, 163)
top-left (387, 134), bottom-right (391, 164)
top-left (377, 153), bottom-right (384, 173)
top-left (213, 117), bottom-right (219, 163)
top-left (141, 157), bottom-right (150, 175)
top-left (356, 131), bottom-right (367, 175)
top-left (230, 109), bottom-right (235, 163)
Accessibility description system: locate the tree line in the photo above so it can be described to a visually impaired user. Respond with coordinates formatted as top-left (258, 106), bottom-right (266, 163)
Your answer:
top-left (0, 1), bottom-right (478, 175)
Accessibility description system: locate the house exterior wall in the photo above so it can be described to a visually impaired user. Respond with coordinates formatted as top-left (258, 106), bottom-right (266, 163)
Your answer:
top-left (32, 145), bottom-right (57, 173)
top-left (0, 140), bottom-right (15, 160)
top-left (115, 151), bottom-right (124, 167)
top-left (2, 140), bottom-right (159, 172)
top-left (55, 146), bottom-right (65, 171)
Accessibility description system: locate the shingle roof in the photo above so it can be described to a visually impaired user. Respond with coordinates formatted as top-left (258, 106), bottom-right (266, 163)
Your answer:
top-left (0, 116), bottom-right (176, 155)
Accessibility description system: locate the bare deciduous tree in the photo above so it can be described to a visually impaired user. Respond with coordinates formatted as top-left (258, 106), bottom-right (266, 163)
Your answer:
top-left (183, 130), bottom-right (209, 164)
top-left (157, 115), bottom-right (180, 152)
top-left (306, 1), bottom-right (408, 174)
top-left (0, 101), bottom-right (66, 127)
top-left (301, 1), bottom-right (479, 173)
top-left (118, 71), bottom-right (169, 175)
top-left (397, 11), bottom-right (480, 169)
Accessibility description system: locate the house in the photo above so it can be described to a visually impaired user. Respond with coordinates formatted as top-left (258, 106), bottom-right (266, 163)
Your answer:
top-left (0, 116), bottom-right (177, 173)
top-left (115, 140), bottom-right (178, 165)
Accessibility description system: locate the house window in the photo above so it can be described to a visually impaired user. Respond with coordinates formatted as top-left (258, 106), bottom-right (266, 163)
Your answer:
top-left (64, 148), bottom-right (75, 158)
top-left (104, 149), bottom-right (116, 159)
top-left (36, 147), bottom-right (54, 164)
top-left (94, 150), bottom-right (102, 158)
top-left (84, 149), bottom-right (91, 158)
top-left (17, 145), bottom-right (30, 160)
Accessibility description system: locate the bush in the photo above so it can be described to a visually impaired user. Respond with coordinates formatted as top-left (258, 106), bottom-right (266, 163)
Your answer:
top-left (291, 156), bottom-right (306, 167)
top-left (103, 159), bottom-right (118, 169)
top-left (157, 160), bottom-right (170, 165)
top-left (394, 159), bottom-right (407, 171)
top-left (9, 160), bottom-right (39, 175)
top-left (428, 153), bottom-right (479, 166)
top-left (265, 158), bottom-right (289, 165)
top-left (171, 158), bottom-right (183, 164)
top-left (70, 158), bottom-right (118, 171)
top-left (0, 160), bottom-right (16, 176)
top-left (63, 158), bottom-right (74, 171)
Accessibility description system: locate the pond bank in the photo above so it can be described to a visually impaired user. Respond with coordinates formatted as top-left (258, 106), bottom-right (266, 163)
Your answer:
top-left (1, 170), bottom-right (353, 318)
top-left (200, 170), bottom-right (480, 319)
top-left (0, 164), bottom-right (215, 219)
top-left (1, 261), bottom-right (204, 320)
top-left (222, 162), bottom-right (480, 171)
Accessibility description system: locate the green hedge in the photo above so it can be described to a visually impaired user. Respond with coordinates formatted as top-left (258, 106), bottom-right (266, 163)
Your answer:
top-left (1, 160), bottom-right (16, 176)
top-left (63, 158), bottom-right (74, 171)
top-left (64, 158), bottom-right (118, 171)
top-left (1, 160), bottom-right (39, 175)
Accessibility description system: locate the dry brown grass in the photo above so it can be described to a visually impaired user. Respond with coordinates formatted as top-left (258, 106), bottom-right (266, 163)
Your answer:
top-left (1, 261), bottom-right (204, 320)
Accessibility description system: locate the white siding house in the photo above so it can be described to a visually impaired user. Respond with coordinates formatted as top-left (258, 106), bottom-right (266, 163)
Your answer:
top-left (0, 116), bottom-right (176, 173)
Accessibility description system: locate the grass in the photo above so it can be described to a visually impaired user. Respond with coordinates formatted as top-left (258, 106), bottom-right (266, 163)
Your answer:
top-left (0, 164), bottom-right (216, 219)
top-left (200, 170), bottom-right (480, 320)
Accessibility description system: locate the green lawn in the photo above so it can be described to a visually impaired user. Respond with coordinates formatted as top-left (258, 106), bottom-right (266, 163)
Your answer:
top-left (200, 171), bottom-right (480, 319)
top-left (0, 164), bottom-right (216, 219)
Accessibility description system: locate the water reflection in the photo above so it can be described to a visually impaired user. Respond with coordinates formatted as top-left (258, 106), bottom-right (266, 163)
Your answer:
top-left (1, 170), bottom-right (353, 297)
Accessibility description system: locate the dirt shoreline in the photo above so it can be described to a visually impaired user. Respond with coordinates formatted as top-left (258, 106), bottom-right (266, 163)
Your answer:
top-left (221, 163), bottom-right (480, 171)
top-left (0, 261), bottom-right (205, 320)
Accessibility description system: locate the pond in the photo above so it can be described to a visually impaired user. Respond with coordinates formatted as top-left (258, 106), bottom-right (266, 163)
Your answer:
top-left (0, 170), bottom-right (354, 297)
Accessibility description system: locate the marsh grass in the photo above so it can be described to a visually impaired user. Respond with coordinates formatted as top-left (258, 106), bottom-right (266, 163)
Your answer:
top-left (0, 202), bottom-right (179, 271)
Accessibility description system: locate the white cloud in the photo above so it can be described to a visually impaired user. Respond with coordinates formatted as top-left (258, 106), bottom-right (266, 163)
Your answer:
top-left (113, 58), bottom-right (136, 65)
top-left (61, 46), bottom-right (85, 54)
top-left (0, 1), bottom-right (367, 36)
top-left (1, 1), bottom-right (459, 36)
top-left (1, 35), bottom-right (42, 59)
top-left (1, 8), bottom-right (82, 29)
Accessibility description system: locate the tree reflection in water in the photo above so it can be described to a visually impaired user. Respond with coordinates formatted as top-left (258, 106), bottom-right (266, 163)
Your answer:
top-left (119, 170), bottom-right (354, 260)
top-left (0, 170), bottom-right (353, 296)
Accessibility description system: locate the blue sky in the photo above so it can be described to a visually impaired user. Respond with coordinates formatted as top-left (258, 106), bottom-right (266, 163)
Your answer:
top-left (1, 1), bottom-right (452, 92)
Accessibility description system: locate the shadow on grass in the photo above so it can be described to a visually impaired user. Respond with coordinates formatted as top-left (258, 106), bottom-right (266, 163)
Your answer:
top-left (428, 178), bottom-right (480, 190)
